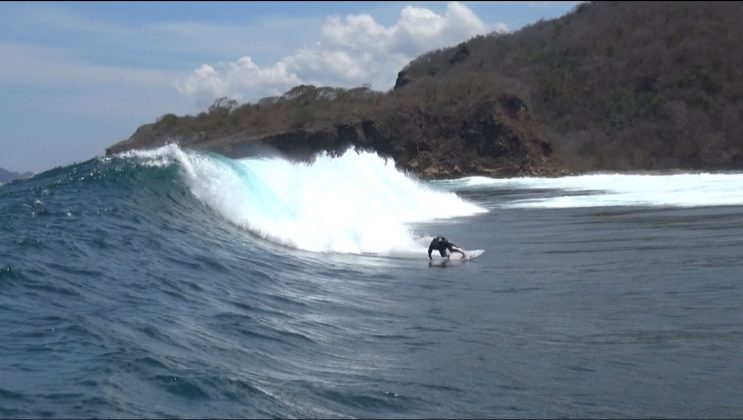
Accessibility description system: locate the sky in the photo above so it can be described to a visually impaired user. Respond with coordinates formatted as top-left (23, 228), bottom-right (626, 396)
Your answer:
top-left (0, 1), bottom-right (580, 173)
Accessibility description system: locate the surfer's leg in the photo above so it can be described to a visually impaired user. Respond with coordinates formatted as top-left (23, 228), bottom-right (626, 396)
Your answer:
top-left (439, 249), bottom-right (448, 259)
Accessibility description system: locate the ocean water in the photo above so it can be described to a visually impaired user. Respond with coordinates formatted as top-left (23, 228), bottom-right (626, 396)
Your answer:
top-left (1, 145), bottom-right (742, 418)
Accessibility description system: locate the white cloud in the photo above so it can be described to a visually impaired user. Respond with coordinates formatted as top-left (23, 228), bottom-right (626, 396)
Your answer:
top-left (285, 48), bottom-right (368, 82)
top-left (177, 64), bottom-right (225, 97)
top-left (390, 2), bottom-right (487, 54)
top-left (322, 14), bottom-right (390, 52)
top-left (176, 57), bottom-right (302, 106)
top-left (492, 22), bottom-right (510, 34)
top-left (178, 1), bottom-right (504, 103)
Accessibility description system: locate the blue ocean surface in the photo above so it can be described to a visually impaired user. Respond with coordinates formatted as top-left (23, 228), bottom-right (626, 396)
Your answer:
top-left (1, 145), bottom-right (742, 418)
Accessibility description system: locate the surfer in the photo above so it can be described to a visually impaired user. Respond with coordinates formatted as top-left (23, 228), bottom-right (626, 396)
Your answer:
top-left (428, 236), bottom-right (466, 260)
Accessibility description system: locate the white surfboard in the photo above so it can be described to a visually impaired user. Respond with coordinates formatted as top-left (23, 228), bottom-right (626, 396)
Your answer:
top-left (430, 249), bottom-right (484, 264)
top-left (462, 249), bottom-right (484, 261)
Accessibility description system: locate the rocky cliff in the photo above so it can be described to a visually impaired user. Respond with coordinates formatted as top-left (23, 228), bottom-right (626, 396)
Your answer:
top-left (107, 85), bottom-right (564, 178)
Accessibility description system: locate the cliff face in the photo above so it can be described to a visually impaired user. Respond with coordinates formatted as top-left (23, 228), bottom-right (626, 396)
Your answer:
top-left (108, 1), bottom-right (743, 178)
top-left (107, 87), bottom-right (563, 178)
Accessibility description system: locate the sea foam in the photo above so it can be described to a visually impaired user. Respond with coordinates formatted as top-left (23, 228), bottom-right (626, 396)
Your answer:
top-left (125, 144), bottom-right (485, 253)
top-left (445, 173), bottom-right (743, 209)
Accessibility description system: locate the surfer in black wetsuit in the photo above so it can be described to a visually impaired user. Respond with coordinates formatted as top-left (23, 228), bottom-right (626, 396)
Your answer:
top-left (428, 236), bottom-right (466, 260)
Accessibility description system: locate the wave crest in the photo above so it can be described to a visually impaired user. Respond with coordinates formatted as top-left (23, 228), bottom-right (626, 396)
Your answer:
top-left (124, 145), bottom-right (485, 253)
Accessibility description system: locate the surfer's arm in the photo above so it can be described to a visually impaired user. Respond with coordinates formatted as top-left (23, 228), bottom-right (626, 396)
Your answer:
top-left (428, 244), bottom-right (434, 259)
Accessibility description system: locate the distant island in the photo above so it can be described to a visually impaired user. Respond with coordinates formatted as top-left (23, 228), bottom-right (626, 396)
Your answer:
top-left (0, 167), bottom-right (32, 183)
top-left (107, 1), bottom-right (743, 179)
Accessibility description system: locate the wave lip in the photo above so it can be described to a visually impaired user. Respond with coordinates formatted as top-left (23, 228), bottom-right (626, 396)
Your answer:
top-left (124, 145), bottom-right (485, 254)
top-left (450, 173), bottom-right (743, 209)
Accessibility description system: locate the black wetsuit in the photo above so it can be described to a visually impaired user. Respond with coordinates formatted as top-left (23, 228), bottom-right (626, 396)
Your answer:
top-left (428, 236), bottom-right (465, 259)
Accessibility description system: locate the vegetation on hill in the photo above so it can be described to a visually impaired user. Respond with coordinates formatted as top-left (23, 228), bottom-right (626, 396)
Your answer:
top-left (108, 1), bottom-right (743, 177)
top-left (397, 1), bottom-right (743, 171)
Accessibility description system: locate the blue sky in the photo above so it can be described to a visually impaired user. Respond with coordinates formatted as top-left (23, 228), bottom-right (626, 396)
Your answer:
top-left (0, 1), bottom-right (579, 173)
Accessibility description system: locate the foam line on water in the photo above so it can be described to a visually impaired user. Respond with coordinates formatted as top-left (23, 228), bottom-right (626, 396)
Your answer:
top-left (444, 173), bottom-right (743, 208)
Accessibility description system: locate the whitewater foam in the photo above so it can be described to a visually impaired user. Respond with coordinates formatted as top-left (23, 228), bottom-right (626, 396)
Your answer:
top-left (446, 173), bottom-right (743, 208)
top-left (123, 145), bottom-right (485, 254)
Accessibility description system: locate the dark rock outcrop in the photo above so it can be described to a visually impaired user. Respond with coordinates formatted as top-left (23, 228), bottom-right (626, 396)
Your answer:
top-left (393, 70), bottom-right (411, 90)
top-left (107, 92), bottom-right (563, 179)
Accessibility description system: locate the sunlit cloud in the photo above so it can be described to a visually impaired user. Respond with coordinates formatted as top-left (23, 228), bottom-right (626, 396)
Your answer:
top-left (177, 2), bottom-right (505, 103)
